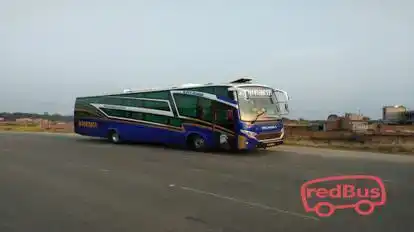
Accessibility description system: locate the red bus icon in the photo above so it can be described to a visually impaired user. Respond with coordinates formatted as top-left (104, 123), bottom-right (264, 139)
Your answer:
top-left (301, 175), bottom-right (387, 217)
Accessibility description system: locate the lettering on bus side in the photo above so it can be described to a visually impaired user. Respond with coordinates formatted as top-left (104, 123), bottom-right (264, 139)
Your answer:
top-left (182, 91), bottom-right (204, 97)
top-left (78, 121), bottom-right (98, 128)
top-left (103, 104), bottom-right (126, 110)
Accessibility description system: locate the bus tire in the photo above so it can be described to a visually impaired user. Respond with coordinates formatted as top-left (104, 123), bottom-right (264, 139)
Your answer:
top-left (187, 134), bottom-right (206, 152)
top-left (314, 202), bottom-right (335, 217)
top-left (354, 200), bottom-right (375, 216)
top-left (108, 130), bottom-right (121, 144)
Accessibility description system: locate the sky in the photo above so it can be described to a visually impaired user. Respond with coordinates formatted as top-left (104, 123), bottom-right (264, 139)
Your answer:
top-left (1, 0), bottom-right (413, 119)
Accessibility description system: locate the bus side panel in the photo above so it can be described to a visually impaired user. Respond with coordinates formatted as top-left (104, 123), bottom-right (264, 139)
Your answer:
top-left (74, 118), bottom-right (108, 138)
top-left (75, 117), bottom-right (189, 146)
top-left (115, 122), bottom-right (152, 143)
top-left (96, 119), bottom-right (187, 146)
top-left (118, 123), bottom-right (173, 144)
top-left (167, 130), bottom-right (187, 148)
top-left (76, 118), bottom-right (219, 147)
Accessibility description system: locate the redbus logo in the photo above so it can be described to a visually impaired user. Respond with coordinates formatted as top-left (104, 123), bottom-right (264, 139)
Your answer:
top-left (301, 175), bottom-right (387, 217)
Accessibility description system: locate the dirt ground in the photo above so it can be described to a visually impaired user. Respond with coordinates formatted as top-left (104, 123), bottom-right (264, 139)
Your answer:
top-left (1, 122), bottom-right (413, 154)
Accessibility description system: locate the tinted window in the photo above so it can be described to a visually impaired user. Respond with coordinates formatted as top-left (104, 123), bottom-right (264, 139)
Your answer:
top-left (130, 112), bottom-right (143, 120)
top-left (213, 101), bottom-right (234, 130)
top-left (101, 108), bottom-right (126, 117)
top-left (198, 97), bottom-right (213, 122)
top-left (197, 87), bottom-right (215, 94)
top-left (214, 87), bottom-right (229, 97)
top-left (104, 97), bottom-right (123, 105)
top-left (144, 114), bottom-right (169, 124)
top-left (227, 90), bottom-right (235, 100)
top-left (129, 93), bottom-right (146, 98)
top-left (169, 118), bottom-right (182, 127)
top-left (135, 100), bottom-right (144, 107)
top-left (74, 110), bottom-right (94, 118)
top-left (174, 94), bottom-right (197, 117)
top-left (122, 98), bottom-right (137, 107)
top-left (84, 97), bottom-right (100, 104)
top-left (143, 100), bottom-right (170, 111)
top-left (143, 91), bottom-right (170, 100)
top-left (174, 93), bottom-right (218, 122)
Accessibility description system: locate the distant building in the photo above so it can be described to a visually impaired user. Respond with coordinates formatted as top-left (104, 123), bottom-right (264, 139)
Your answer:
top-left (348, 121), bottom-right (369, 133)
top-left (404, 110), bottom-right (414, 124)
top-left (327, 114), bottom-right (339, 121)
top-left (344, 113), bottom-right (365, 121)
top-left (382, 105), bottom-right (406, 122)
top-left (40, 119), bottom-right (51, 129)
top-left (324, 113), bottom-right (368, 132)
top-left (342, 114), bottom-right (368, 133)
top-left (16, 118), bottom-right (33, 123)
top-left (33, 118), bottom-right (43, 123)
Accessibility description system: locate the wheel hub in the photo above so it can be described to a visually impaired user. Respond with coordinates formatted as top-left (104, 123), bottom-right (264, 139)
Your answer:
top-left (194, 138), bottom-right (204, 148)
top-left (112, 133), bottom-right (119, 142)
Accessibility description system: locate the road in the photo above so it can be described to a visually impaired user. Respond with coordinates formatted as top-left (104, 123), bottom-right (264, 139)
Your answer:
top-left (0, 132), bottom-right (413, 232)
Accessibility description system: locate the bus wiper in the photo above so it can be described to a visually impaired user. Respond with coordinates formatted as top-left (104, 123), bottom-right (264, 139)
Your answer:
top-left (251, 111), bottom-right (266, 124)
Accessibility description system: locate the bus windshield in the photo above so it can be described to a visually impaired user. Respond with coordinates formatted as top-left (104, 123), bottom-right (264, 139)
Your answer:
top-left (237, 87), bottom-right (289, 122)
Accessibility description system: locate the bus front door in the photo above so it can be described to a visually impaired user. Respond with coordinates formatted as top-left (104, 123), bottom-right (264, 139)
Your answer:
top-left (213, 102), bottom-right (237, 149)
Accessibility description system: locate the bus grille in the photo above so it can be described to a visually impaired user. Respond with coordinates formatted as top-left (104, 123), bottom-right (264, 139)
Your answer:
top-left (256, 132), bottom-right (283, 141)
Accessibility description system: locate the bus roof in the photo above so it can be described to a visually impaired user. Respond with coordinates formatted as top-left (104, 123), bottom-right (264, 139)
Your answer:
top-left (77, 78), bottom-right (277, 99)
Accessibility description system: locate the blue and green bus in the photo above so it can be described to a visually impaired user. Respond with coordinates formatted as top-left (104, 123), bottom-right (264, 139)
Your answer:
top-left (74, 78), bottom-right (290, 151)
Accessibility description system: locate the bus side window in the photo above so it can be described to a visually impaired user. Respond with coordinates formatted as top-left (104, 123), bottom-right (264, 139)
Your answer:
top-left (213, 101), bottom-right (235, 130)
top-left (227, 91), bottom-right (235, 100)
top-left (196, 105), bottom-right (204, 119)
top-left (197, 97), bottom-right (213, 122)
top-left (174, 94), bottom-right (198, 118)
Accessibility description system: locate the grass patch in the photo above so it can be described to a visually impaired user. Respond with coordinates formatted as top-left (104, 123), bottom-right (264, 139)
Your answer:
top-left (0, 126), bottom-right (45, 132)
top-left (0, 125), bottom-right (73, 133)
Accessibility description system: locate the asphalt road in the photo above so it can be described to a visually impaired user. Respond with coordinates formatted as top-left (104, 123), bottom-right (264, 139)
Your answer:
top-left (1, 132), bottom-right (413, 232)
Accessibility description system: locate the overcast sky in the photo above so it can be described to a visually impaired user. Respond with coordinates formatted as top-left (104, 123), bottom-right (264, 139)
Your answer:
top-left (1, 0), bottom-right (413, 119)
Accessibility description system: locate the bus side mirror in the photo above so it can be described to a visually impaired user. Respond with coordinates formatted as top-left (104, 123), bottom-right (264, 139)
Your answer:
top-left (284, 103), bottom-right (289, 112)
top-left (285, 92), bottom-right (290, 101)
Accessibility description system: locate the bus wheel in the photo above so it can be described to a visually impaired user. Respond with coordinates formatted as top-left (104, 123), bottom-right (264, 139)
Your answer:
top-left (188, 134), bottom-right (206, 151)
top-left (354, 200), bottom-right (375, 216)
top-left (108, 130), bottom-right (121, 144)
top-left (314, 202), bottom-right (335, 217)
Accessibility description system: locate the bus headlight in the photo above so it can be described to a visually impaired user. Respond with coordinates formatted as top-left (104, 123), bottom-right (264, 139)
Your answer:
top-left (240, 130), bottom-right (257, 138)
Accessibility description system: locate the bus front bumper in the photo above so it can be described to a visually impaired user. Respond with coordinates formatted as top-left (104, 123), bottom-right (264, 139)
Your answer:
top-left (237, 135), bottom-right (284, 150)
top-left (256, 140), bottom-right (284, 148)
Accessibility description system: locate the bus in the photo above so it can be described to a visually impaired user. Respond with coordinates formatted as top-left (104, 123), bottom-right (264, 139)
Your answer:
top-left (74, 78), bottom-right (290, 151)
